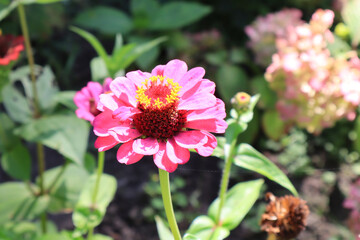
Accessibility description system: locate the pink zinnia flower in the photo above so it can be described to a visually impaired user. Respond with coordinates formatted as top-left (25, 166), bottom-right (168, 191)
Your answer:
top-left (74, 78), bottom-right (112, 123)
top-left (0, 34), bottom-right (24, 65)
top-left (93, 59), bottom-right (227, 172)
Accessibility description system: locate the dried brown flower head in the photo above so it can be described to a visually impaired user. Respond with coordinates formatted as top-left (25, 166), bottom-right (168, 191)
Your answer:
top-left (260, 192), bottom-right (310, 240)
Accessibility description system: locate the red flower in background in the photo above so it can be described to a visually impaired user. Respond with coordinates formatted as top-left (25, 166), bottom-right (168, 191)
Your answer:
top-left (0, 34), bottom-right (24, 65)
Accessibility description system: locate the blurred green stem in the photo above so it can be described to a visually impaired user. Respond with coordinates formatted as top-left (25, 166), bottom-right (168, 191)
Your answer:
top-left (159, 169), bottom-right (182, 240)
top-left (47, 160), bottom-right (69, 194)
top-left (87, 151), bottom-right (105, 239)
top-left (18, 3), bottom-right (46, 233)
top-left (17, 3), bottom-right (40, 118)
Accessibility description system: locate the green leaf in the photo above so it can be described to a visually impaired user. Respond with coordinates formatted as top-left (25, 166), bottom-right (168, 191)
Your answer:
top-left (74, 6), bottom-right (132, 35)
top-left (212, 136), bottom-right (225, 159)
top-left (354, 116), bottom-right (360, 152)
top-left (117, 36), bottom-right (167, 71)
top-left (224, 120), bottom-right (245, 159)
top-left (90, 57), bottom-right (110, 82)
top-left (250, 76), bottom-right (277, 109)
top-left (1, 143), bottom-right (31, 180)
top-left (234, 144), bottom-right (298, 196)
top-left (205, 50), bottom-right (228, 66)
top-left (327, 35), bottom-right (352, 58)
top-left (53, 91), bottom-right (76, 110)
top-left (131, 0), bottom-right (160, 30)
top-left (35, 66), bottom-right (59, 112)
top-left (342, 0), bottom-right (360, 47)
top-left (70, 26), bottom-right (110, 69)
top-left (155, 216), bottom-right (174, 240)
top-left (0, 182), bottom-right (49, 224)
top-left (183, 233), bottom-right (200, 240)
top-left (229, 48), bottom-right (248, 64)
top-left (0, 1), bottom-right (17, 22)
top-left (262, 110), bottom-right (285, 141)
top-left (186, 215), bottom-right (229, 240)
top-left (128, 36), bottom-right (161, 69)
top-left (2, 83), bottom-right (33, 123)
top-left (150, 2), bottom-right (211, 30)
top-left (216, 64), bottom-right (249, 103)
top-left (72, 174), bottom-right (117, 232)
top-left (208, 179), bottom-right (264, 230)
top-left (14, 115), bottom-right (89, 165)
top-left (42, 163), bottom-right (91, 213)
top-left (92, 234), bottom-right (113, 240)
top-left (0, 113), bottom-right (20, 152)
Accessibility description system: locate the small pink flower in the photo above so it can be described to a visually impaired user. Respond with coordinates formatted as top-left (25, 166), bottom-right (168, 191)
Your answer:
top-left (0, 34), bottom-right (24, 65)
top-left (93, 59), bottom-right (227, 172)
top-left (74, 78), bottom-right (112, 124)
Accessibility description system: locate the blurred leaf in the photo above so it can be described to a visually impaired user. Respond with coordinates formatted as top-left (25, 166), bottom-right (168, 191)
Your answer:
top-left (342, 0), bottom-right (360, 47)
top-left (90, 57), bottom-right (110, 82)
top-left (92, 234), bottom-right (113, 240)
top-left (72, 174), bottom-right (117, 232)
top-left (216, 64), bottom-right (249, 103)
top-left (234, 144), bottom-right (298, 196)
top-left (205, 50), bottom-right (227, 66)
top-left (262, 110), bottom-right (285, 141)
top-left (186, 215), bottom-right (229, 240)
top-left (53, 91), bottom-right (76, 110)
top-left (208, 180), bottom-right (263, 230)
top-left (2, 83), bottom-right (33, 123)
top-left (212, 136), bottom-right (225, 159)
top-left (129, 36), bottom-right (160, 69)
top-left (0, 113), bottom-right (20, 152)
top-left (1, 143), bottom-right (31, 180)
top-left (150, 2), bottom-right (211, 30)
top-left (183, 234), bottom-right (200, 240)
top-left (250, 76), bottom-right (277, 109)
top-left (42, 163), bottom-right (91, 213)
top-left (35, 66), bottom-right (59, 112)
top-left (224, 120), bottom-right (245, 159)
top-left (354, 116), bottom-right (360, 152)
top-left (117, 36), bottom-right (167, 71)
top-left (237, 108), bottom-right (260, 144)
top-left (37, 233), bottom-right (72, 240)
top-left (0, 1), bottom-right (17, 22)
top-left (15, 115), bottom-right (89, 165)
top-left (0, 182), bottom-right (49, 224)
top-left (74, 6), bottom-right (132, 35)
top-left (131, 0), bottom-right (160, 30)
top-left (229, 48), bottom-right (248, 64)
top-left (155, 216), bottom-right (174, 240)
top-left (70, 26), bottom-right (110, 68)
top-left (327, 35), bottom-right (352, 58)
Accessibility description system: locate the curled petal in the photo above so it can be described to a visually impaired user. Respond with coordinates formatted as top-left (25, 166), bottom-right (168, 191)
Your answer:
top-left (132, 138), bottom-right (159, 155)
top-left (174, 130), bottom-right (208, 149)
top-left (95, 135), bottom-right (118, 152)
top-left (109, 127), bottom-right (142, 143)
top-left (113, 106), bottom-right (141, 121)
top-left (166, 138), bottom-right (190, 164)
top-left (154, 142), bottom-right (178, 172)
top-left (110, 77), bottom-right (138, 107)
top-left (117, 141), bottom-right (144, 165)
top-left (93, 109), bottom-right (120, 136)
top-left (164, 59), bottom-right (188, 81)
top-left (98, 92), bottom-right (119, 111)
top-left (195, 132), bottom-right (217, 157)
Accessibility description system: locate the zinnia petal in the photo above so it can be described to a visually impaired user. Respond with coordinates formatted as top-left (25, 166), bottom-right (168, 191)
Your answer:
top-left (195, 132), bottom-right (217, 157)
top-left (95, 135), bottom-right (118, 152)
top-left (132, 138), bottom-right (159, 155)
top-left (110, 77), bottom-right (138, 107)
top-left (166, 138), bottom-right (190, 164)
top-left (117, 141), bottom-right (144, 165)
top-left (174, 130), bottom-right (208, 149)
top-left (164, 59), bottom-right (188, 81)
top-left (126, 70), bottom-right (152, 87)
top-left (154, 142), bottom-right (178, 172)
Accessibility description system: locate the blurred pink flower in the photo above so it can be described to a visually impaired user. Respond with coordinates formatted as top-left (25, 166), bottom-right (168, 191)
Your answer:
top-left (93, 59), bottom-right (227, 172)
top-left (0, 34), bottom-right (24, 66)
top-left (265, 9), bottom-right (359, 134)
top-left (344, 179), bottom-right (360, 238)
top-left (245, 8), bottom-right (304, 67)
top-left (74, 78), bottom-right (112, 124)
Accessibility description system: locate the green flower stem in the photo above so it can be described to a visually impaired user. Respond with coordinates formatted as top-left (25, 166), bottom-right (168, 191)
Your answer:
top-left (159, 169), bottom-right (182, 240)
top-left (17, 3), bottom-right (40, 118)
top-left (91, 151), bottom-right (105, 205)
top-left (47, 160), bottom-right (68, 194)
top-left (87, 151), bottom-right (105, 240)
top-left (215, 132), bottom-right (238, 224)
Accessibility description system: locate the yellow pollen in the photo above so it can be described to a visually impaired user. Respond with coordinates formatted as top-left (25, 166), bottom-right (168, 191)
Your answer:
top-left (135, 75), bottom-right (181, 109)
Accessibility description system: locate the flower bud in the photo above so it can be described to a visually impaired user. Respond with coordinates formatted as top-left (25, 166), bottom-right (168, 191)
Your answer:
top-left (231, 92), bottom-right (251, 114)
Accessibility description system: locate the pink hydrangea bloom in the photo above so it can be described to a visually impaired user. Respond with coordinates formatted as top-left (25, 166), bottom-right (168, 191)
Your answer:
top-left (245, 8), bottom-right (304, 67)
top-left (93, 59), bottom-right (227, 172)
top-left (265, 9), bottom-right (360, 134)
top-left (74, 78), bottom-right (112, 124)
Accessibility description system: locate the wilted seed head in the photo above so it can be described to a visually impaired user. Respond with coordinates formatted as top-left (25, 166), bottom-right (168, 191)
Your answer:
top-left (231, 92), bottom-right (251, 114)
top-left (260, 192), bottom-right (310, 240)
